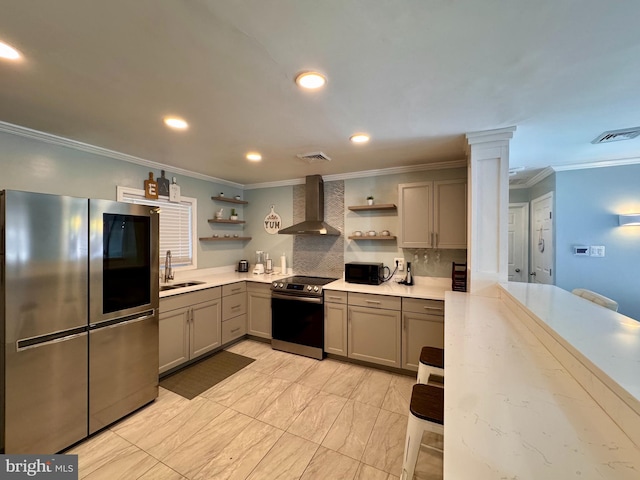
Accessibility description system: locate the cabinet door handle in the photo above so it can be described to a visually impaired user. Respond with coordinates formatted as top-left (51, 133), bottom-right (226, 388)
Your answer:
top-left (328, 296), bottom-right (343, 300)
top-left (423, 306), bottom-right (443, 312)
top-left (231, 288), bottom-right (241, 293)
top-left (435, 232), bottom-right (439, 247)
top-left (230, 327), bottom-right (241, 333)
top-left (431, 232), bottom-right (435, 247)
top-left (231, 304), bottom-right (241, 309)
top-left (365, 300), bottom-right (381, 304)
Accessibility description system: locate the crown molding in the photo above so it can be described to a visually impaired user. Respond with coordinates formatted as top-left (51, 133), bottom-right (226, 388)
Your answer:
top-left (243, 159), bottom-right (468, 190)
top-left (0, 120), bottom-right (244, 189)
top-left (551, 156), bottom-right (640, 172)
top-left (1, 120), bottom-right (468, 191)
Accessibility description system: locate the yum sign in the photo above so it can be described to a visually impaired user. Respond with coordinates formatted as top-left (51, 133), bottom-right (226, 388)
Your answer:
top-left (264, 205), bottom-right (281, 234)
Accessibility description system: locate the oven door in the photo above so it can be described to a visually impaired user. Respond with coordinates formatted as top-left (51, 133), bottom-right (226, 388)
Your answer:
top-left (271, 293), bottom-right (324, 359)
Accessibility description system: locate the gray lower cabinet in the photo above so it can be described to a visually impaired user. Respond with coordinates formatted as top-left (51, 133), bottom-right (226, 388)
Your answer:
top-left (401, 298), bottom-right (444, 371)
top-left (222, 282), bottom-right (247, 344)
top-left (324, 291), bottom-right (348, 356)
top-left (159, 287), bottom-right (222, 374)
top-left (347, 293), bottom-right (402, 368)
top-left (247, 282), bottom-right (272, 339)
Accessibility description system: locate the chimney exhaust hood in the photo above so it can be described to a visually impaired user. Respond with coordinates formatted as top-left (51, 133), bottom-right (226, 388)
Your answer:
top-left (278, 175), bottom-right (341, 236)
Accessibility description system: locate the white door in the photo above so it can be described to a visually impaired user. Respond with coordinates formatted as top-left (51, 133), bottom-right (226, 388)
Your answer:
top-left (508, 203), bottom-right (528, 282)
top-left (530, 193), bottom-right (554, 284)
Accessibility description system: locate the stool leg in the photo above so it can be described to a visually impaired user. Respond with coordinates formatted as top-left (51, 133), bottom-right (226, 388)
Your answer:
top-left (417, 362), bottom-right (428, 384)
top-left (401, 414), bottom-right (423, 480)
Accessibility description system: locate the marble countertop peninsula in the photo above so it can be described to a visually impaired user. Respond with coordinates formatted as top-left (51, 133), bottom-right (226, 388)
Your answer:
top-left (444, 290), bottom-right (640, 478)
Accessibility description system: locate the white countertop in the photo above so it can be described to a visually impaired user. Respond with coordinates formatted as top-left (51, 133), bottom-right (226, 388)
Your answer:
top-left (444, 290), bottom-right (640, 478)
top-left (160, 267), bottom-right (451, 301)
top-left (159, 267), bottom-right (289, 298)
top-left (324, 276), bottom-right (450, 300)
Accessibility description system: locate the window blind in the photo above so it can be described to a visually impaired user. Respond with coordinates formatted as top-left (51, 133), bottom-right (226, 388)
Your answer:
top-left (118, 188), bottom-right (195, 267)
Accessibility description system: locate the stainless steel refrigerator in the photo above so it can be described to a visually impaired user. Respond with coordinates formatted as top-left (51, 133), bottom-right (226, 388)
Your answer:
top-left (1, 190), bottom-right (159, 454)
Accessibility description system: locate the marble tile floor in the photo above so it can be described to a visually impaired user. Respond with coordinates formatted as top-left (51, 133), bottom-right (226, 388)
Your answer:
top-left (67, 339), bottom-right (443, 480)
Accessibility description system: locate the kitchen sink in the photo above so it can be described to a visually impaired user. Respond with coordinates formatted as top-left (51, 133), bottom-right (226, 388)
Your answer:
top-left (160, 281), bottom-right (206, 291)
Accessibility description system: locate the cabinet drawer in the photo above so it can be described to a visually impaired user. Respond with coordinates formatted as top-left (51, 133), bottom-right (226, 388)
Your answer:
top-left (348, 292), bottom-right (401, 311)
top-left (222, 314), bottom-right (247, 344)
top-left (223, 282), bottom-right (246, 297)
top-left (246, 281), bottom-right (271, 293)
top-left (160, 287), bottom-right (221, 313)
top-left (402, 298), bottom-right (444, 316)
top-left (325, 291), bottom-right (347, 304)
top-left (222, 292), bottom-right (247, 320)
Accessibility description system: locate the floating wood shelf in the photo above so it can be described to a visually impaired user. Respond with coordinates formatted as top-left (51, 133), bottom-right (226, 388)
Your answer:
top-left (348, 235), bottom-right (397, 241)
top-left (208, 218), bottom-right (246, 224)
top-left (199, 236), bottom-right (252, 241)
top-left (348, 204), bottom-right (397, 212)
top-left (211, 196), bottom-right (248, 205)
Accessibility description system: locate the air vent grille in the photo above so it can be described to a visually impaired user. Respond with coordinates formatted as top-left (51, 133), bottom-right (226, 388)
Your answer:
top-left (296, 151), bottom-right (332, 163)
top-left (591, 127), bottom-right (640, 144)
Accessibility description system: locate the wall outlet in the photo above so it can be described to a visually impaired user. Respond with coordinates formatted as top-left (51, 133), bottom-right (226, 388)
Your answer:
top-left (394, 257), bottom-right (404, 271)
top-left (590, 245), bottom-right (605, 257)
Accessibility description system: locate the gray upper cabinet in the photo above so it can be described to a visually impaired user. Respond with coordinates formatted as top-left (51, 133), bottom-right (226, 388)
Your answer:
top-left (398, 179), bottom-right (467, 249)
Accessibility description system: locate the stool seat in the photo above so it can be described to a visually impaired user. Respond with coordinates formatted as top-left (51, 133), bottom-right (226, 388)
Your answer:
top-left (417, 346), bottom-right (444, 385)
top-left (420, 346), bottom-right (444, 369)
top-left (410, 384), bottom-right (444, 424)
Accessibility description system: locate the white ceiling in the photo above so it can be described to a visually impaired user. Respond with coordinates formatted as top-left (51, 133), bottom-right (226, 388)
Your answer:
top-left (1, 0), bottom-right (640, 186)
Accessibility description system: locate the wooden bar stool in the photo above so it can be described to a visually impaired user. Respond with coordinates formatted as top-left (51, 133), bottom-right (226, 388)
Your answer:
top-left (401, 383), bottom-right (444, 480)
top-left (417, 346), bottom-right (444, 385)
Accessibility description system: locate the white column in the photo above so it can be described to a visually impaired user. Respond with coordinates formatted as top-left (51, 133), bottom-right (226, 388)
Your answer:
top-left (465, 127), bottom-right (516, 296)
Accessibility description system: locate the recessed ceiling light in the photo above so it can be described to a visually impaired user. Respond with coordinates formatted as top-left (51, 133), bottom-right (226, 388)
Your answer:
top-left (350, 133), bottom-right (370, 144)
top-left (0, 41), bottom-right (22, 61)
top-left (163, 116), bottom-right (189, 130)
top-left (246, 152), bottom-right (262, 161)
top-left (295, 71), bottom-right (327, 90)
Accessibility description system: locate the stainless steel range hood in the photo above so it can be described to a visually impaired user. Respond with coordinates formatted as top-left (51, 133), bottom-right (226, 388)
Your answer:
top-left (278, 175), bottom-right (341, 236)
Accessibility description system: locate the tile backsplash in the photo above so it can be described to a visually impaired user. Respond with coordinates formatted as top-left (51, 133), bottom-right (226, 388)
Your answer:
top-left (292, 180), bottom-right (345, 278)
top-left (401, 248), bottom-right (467, 278)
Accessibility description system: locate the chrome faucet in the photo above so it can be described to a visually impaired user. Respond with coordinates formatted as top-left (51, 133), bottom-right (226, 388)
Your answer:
top-left (164, 250), bottom-right (173, 283)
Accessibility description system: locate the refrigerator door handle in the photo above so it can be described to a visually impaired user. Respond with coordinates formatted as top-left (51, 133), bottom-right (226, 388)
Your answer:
top-left (89, 309), bottom-right (156, 330)
top-left (16, 330), bottom-right (88, 352)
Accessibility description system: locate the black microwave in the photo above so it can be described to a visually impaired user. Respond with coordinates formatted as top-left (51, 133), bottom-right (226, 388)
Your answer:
top-left (345, 262), bottom-right (383, 285)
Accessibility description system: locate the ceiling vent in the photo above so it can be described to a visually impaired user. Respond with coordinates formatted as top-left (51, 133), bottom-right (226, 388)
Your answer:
top-left (591, 127), bottom-right (640, 144)
top-left (296, 151), bottom-right (332, 163)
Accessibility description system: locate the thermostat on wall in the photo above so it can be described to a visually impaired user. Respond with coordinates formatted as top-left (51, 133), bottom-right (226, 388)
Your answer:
top-left (573, 245), bottom-right (589, 256)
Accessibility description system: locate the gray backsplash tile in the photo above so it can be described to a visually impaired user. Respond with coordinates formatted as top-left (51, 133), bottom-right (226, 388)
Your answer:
top-left (401, 249), bottom-right (467, 278)
top-left (292, 180), bottom-right (345, 278)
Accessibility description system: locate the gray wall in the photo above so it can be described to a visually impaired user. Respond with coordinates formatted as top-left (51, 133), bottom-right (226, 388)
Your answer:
top-left (0, 131), bottom-right (242, 269)
top-left (555, 165), bottom-right (640, 320)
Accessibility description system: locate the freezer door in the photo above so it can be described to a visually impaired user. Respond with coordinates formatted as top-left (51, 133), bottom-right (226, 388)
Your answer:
top-left (89, 311), bottom-right (158, 434)
top-left (3, 190), bottom-right (88, 342)
top-left (5, 332), bottom-right (88, 453)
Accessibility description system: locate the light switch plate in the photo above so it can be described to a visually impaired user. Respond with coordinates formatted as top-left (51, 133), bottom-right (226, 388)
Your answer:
top-left (590, 245), bottom-right (605, 257)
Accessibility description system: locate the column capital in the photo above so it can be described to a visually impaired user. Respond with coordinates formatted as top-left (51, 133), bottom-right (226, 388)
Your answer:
top-left (466, 126), bottom-right (516, 152)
